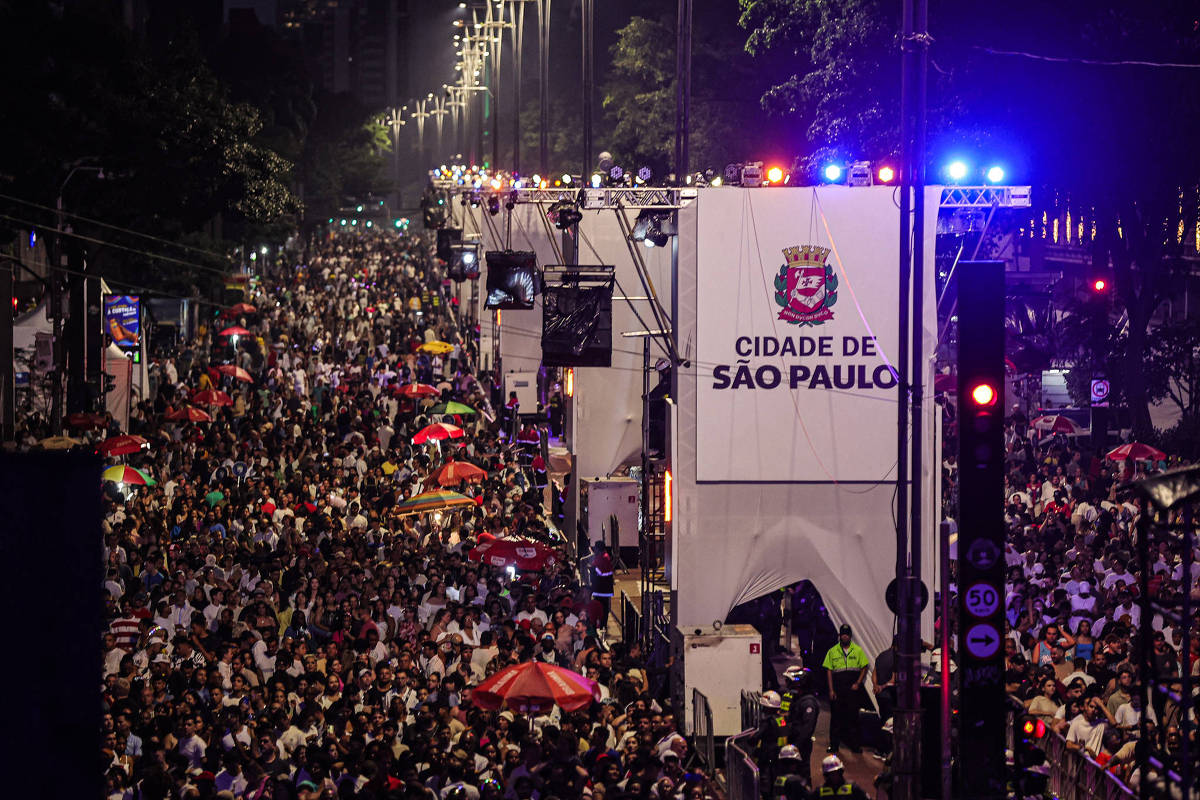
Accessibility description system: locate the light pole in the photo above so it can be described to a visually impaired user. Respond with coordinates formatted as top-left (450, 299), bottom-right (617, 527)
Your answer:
top-left (384, 106), bottom-right (406, 207)
top-left (535, 0), bottom-right (551, 176)
top-left (504, 0), bottom-right (531, 174)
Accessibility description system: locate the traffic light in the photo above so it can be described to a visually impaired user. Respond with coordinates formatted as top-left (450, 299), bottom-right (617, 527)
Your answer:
top-left (955, 260), bottom-right (1007, 797)
top-left (1012, 715), bottom-right (1050, 796)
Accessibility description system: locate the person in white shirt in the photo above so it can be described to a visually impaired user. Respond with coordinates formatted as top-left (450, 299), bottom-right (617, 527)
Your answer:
top-left (1066, 696), bottom-right (1116, 758)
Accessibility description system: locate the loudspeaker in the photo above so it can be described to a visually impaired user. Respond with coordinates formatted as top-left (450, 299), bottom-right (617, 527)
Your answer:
top-left (542, 280), bottom-right (613, 367)
top-left (484, 251), bottom-right (540, 310)
top-left (437, 228), bottom-right (462, 262)
top-left (0, 453), bottom-right (102, 798)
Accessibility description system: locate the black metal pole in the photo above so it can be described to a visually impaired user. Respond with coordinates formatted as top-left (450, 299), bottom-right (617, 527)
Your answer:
top-left (510, 2), bottom-right (525, 174)
top-left (0, 264), bottom-right (12, 441)
top-left (673, 0), bottom-right (692, 184)
top-left (536, 0), bottom-right (550, 176)
top-left (581, 0), bottom-right (594, 178)
top-left (894, 0), bottom-right (917, 793)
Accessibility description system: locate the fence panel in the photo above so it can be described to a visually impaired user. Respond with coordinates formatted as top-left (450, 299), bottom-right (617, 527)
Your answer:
top-left (726, 730), bottom-right (760, 800)
top-left (692, 689), bottom-right (715, 772)
top-left (1036, 731), bottom-right (1134, 800)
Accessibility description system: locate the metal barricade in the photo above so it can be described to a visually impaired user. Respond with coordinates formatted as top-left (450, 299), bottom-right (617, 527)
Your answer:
top-left (620, 591), bottom-right (641, 644)
top-left (741, 689), bottom-right (763, 732)
top-left (726, 729), bottom-right (760, 800)
top-left (1036, 731), bottom-right (1135, 800)
top-left (692, 689), bottom-right (715, 771)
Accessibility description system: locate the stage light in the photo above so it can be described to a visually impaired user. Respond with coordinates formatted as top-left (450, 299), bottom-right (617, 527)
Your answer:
top-left (609, 165), bottom-right (624, 183)
top-left (591, 173), bottom-right (603, 189)
top-left (505, 191), bottom-right (517, 211)
top-left (970, 382), bottom-right (998, 407)
top-left (711, 176), bottom-right (723, 186)
top-left (565, 368), bottom-right (574, 398)
top-left (766, 166), bottom-right (784, 184)
top-left (947, 161), bottom-right (968, 181)
top-left (823, 164), bottom-right (842, 182)
top-left (339, 219), bottom-right (347, 226)
top-left (877, 166), bottom-right (895, 183)
top-left (637, 166), bottom-right (652, 183)
top-left (1092, 278), bottom-right (1107, 292)
top-left (562, 174), bottom-right (573, 185)
top-left (487, 194), bottom-right (501, 216)
top-left (986, 165), bottom-right (1005, 183)
top-left (490, 178), bottom-right (502, 190)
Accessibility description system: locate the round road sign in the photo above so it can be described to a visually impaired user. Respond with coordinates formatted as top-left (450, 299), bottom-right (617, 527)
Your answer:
top-left (965, 623), bottom-right (1001, 660)
top-left (964, 582), bottom-right (1001, 619)
top-left (965, 539), bottom-right (1000, 571)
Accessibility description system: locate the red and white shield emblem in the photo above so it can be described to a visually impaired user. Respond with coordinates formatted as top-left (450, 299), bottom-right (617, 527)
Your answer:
top-left (786, 266), bottom-right (826, 314)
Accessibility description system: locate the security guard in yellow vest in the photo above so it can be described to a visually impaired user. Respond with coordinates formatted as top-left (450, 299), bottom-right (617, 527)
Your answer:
top-left (816, 755), bottom-right (869, 800)
top-left (821, 624), bottom-right (869, 753)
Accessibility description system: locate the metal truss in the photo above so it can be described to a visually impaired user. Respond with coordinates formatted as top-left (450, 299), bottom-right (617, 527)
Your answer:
top-left (938, 186), bottom-right (1032, 208)
top-left (432, 182), bottom-right (685, 209)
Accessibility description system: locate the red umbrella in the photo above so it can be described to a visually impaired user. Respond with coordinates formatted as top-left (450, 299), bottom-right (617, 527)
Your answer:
top-left (226, 303), bottom-right (257, 316)
top-left (467, 538), bottom-right (559, 572)
top-left (219, 326), bottom-right (250, 337)
top-left (216, 364), bottom-right (253, 382)
top-left (66, 411), bottom-right (106, 429)
top-left (413, 422), bottom-right (465, 444)
top-left (97, 434), bottom-right (149, 456)
top-left (1106, 443), bottom-right (1166, 462)
top-left (471, 662), bottom-right (600, 713)
top-left (192, 389), bottom-right (233, 407)
top-left (429, 460), bottom-right (488, 487)
top-left (1030, 415), bottom-right (1084, 435)
top-left (164, 405), bottom-right (213, 423)
top-left (397, 382), bottom-right (440, 398)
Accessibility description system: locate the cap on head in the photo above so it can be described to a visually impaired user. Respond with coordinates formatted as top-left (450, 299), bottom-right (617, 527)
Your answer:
top-left (839, 624), bottom-right (852, 637)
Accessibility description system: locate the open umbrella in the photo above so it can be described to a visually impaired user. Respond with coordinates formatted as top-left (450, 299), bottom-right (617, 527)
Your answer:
top-left (216, 364), bottom-right (253, 382)
top-left (471, 662), bottom-right (600, 713)
top-left (226, 302), bottom-right (257, 316)
top-left (218, 326), bottom-right (250, 337)
top-left (164, 405), bottom-right (213, 423)
top-left (66, 411), bottom-right (106, 430)
top-left (413, 422), bottom-right (465, 444)
top-left (429, 401), bottom-right (477, 416)
top-left (396, 382), bottom-right (440, 398)
top-left (37, 435), bottom-right (82, 450)
top-left (428, 460), bottom-right (488, 487)
top-left (1030, 415), bottom-right (1084, 435)
top-left (394, 490), bottom-right (476, 516)
top-left (192, 389), bottom-right (233, 407)
top-left (1106, 442), bottom-right (1167, 462)
top-left (418, 340), bottom-right (455, 355)
top-left (97, 434), bottom-right (149, 457)
top-left (467, 538), bottom-right (559, 572)
top-left (103, 465), bottom-right (156, 486)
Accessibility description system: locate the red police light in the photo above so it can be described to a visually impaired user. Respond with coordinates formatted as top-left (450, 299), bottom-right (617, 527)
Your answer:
top-left (1092, 278), bottom-right (1107, 292)
top-left (970, 383), bottom-right (998, 407)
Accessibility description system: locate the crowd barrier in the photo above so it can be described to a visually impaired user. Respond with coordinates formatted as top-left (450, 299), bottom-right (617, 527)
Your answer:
top-left (726, 729), bottom-right (761, 800)
top-left (1039, 730), bottom-right (1135, 800)
top-left (620, 590), bottom-right (641, 644)
top-left (692, 689), bottom-right (715, 771)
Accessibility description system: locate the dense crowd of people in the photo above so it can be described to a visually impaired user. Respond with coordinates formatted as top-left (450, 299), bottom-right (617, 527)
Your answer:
top-left (942, 419), bottom-right (1198, 788)
top-left (21, 229), bottom-right (709, 800)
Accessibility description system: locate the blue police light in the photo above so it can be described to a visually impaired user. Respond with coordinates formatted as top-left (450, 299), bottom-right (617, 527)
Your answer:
top-left (823, 164), bottom-right (842, 182)
top-left (947, 161), bottom-right (969, 181)
top-left (28, 229), bottom-right (36, 249)
top-left (986, 166), bottom-right (1005, 183)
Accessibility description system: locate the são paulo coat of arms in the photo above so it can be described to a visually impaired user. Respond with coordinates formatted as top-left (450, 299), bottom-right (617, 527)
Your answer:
top-left (773, 245), bottom-right (838, 326)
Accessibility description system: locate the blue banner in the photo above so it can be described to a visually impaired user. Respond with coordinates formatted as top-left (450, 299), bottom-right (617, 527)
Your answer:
top-left (104, 295), bottom-right (141, 352)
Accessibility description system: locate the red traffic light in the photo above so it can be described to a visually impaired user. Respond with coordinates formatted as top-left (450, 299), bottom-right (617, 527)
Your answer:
top-left (1092, 278), bottom-right (1107, 292)
top-left (1021, 717), bottom-right (1047, 738)
top-left (970, 383), bottom-right (998, 407)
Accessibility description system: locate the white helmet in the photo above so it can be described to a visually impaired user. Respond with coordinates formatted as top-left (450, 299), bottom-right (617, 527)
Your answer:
top-left (822, 754), bottom-right (845, 774)
top-left (760, 690), bottom-right (782, 709)
top-left (778, 745), bottom-right (801, 760)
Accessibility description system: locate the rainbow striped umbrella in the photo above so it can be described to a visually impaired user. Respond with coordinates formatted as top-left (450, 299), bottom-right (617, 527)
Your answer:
top-left (102, 465), bottom-right (156, 486)
top-left (394, 490), bottom-right (475, 516)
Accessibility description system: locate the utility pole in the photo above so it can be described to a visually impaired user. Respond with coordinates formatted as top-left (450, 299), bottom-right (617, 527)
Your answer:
top-left (893, 0), bottom-right (929, 794)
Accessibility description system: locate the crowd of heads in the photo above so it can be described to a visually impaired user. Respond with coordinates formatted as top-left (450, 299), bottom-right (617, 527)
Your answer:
top-left (17, 229), bottom-right (713, 800)
top-left (942, 416), bottom-right (1197, 784)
